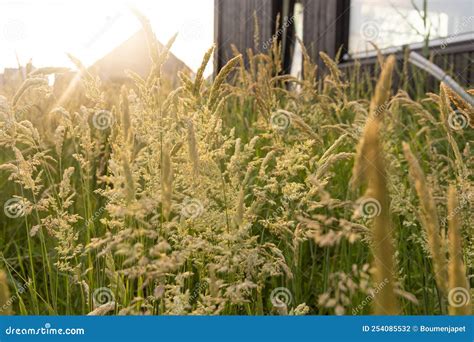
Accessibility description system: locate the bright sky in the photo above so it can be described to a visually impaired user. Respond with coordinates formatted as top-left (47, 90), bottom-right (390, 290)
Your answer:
top-left (0, 0), bottom-right (214, 75)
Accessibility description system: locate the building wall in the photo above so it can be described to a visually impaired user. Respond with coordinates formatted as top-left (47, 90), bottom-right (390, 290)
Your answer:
top-left (214, 0), bottom-right (350, 74)
top-left (214, 0), bottom-right (473, 88)
top-left (214, 0), bottom-right (279, 72)
top-left (301, 0), bottom-right (350, 70)
top-left (92, 29), bottom-right (192, 87)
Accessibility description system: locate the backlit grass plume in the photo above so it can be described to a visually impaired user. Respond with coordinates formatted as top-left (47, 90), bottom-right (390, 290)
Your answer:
top-left (351, 55), bottom-right (400, 315)
top-left (355, 119), bottom-right (400, 315)
top-left (208, 54), bottom-right (242, 109)
top-left (351, 56), bottom-right (396, 187)
top-left (369, 55), bottom-right (396, 118)
top-left (0, 13), bottom-right (471, 316)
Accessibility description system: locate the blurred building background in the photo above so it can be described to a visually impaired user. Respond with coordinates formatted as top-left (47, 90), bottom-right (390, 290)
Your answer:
top-left (214, 0), bottom-right (473, 87)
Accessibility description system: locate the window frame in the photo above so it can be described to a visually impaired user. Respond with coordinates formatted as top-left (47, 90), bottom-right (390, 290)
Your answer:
top-left (344, 0), bottom-right (474, 60)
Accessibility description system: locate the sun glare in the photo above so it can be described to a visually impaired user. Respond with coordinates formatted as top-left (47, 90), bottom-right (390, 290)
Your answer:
top-left (0, 0), bottom-right (214, 75)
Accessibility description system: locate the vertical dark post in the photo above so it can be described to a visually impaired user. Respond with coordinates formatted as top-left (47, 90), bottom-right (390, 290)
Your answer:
top-left (335, 0), bottom-right (351, 58)
top-left (214, 0), bottom-right (301, 75)
top-left (214, 0), bottom-right (278, 74)
top-left (279, 0), bottom-right (297, 75)
top-left (214, 0), bottom-right (222, 74)
top-left (301, 0), bottom-right (351, 70)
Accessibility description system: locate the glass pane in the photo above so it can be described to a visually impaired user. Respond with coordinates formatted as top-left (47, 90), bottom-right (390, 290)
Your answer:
top-left (349, 0), bottom-right (474, 54)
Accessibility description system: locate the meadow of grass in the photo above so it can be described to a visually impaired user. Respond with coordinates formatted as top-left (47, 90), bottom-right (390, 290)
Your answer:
top-left (0, 15), bottom-right (472, 316)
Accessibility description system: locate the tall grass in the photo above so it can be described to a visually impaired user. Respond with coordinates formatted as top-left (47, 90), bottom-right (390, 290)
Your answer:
top-left (351, 56), bottom-right (400, 315)
top-left (0, 16), bottom-right (472, 316)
